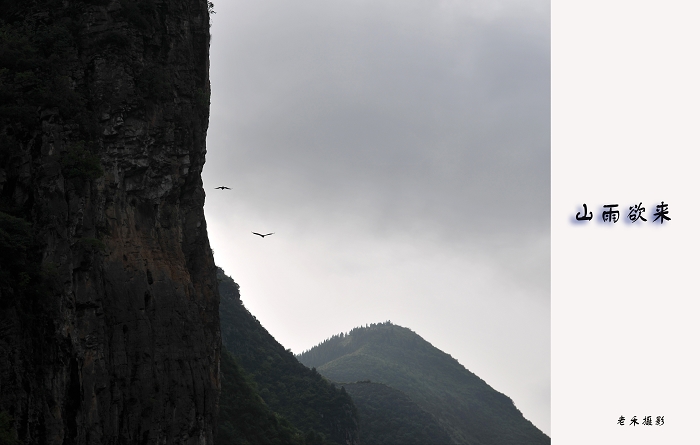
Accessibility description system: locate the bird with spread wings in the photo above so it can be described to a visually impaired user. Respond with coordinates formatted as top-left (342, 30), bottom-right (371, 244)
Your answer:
top-left (214, 186), bottom-right (231, 190)
top-left (252, 232), bottom-right (274, 238)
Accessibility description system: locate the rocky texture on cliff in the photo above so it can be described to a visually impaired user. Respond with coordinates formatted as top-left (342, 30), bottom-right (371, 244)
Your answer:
top-left (0, 1), bottom-right (219, 443)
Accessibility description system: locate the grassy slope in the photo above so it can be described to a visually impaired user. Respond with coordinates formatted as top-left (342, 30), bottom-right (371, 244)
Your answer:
top-left (298, 322), bottom-right (549, 445)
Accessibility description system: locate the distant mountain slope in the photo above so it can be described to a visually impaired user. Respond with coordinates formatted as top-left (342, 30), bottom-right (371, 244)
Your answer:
top-left (297, 322), bottom-right (549, 445)
top-left (342, 381), bottom-right (452, 445)
top-left (217, 268), bottom-right (359, 445)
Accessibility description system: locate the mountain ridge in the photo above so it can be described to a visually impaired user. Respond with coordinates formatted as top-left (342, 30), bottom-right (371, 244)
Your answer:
top-left (298, 322), bottom-right (549, 445)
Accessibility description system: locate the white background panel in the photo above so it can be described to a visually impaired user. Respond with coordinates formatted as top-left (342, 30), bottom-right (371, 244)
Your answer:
top-left (552, 0), bottom-right (700, 442)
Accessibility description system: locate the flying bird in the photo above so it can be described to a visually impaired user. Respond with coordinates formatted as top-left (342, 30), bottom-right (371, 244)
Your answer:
top-left (215, 186), bottom-right (231, 190)
top-left (252, 232), bottom-right (275, 238)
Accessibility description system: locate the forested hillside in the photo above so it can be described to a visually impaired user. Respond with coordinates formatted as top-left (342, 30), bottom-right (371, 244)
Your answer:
top-left (342, 381), bottom-right (452, 445)
top-left (217, 268), bottom-right (359, 445)
top-left (298, 322), bottom-right (550, 445)
top-left (217, 348), bottom-right (308, 445)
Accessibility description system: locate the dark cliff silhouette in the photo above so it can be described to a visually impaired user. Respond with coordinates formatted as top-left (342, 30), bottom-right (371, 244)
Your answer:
top-left (0, 1), bottom-right (219, 442)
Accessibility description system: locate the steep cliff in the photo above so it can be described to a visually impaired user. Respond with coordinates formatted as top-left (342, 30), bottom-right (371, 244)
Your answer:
top-left (0, 1), bottom-right (219, 443)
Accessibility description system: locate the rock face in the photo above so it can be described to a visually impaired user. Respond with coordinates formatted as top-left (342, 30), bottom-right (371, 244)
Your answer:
top-left (0, 1), bottom-right (219, 443)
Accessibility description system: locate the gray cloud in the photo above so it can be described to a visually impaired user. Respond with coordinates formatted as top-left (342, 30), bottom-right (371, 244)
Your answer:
top-left (204, 0), bottom-right (550, 434)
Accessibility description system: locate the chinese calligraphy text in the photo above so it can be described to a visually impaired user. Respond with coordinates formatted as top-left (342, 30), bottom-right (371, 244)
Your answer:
top-left (574, 202), bottom-right (671, 224)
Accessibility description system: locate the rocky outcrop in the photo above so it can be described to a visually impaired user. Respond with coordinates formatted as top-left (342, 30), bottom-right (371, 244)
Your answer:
top-left (0, 1), bottom-right (219, 443)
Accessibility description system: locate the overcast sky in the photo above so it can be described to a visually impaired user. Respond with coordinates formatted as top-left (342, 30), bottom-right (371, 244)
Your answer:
top-left (202, 0), bottom-right (550, 435)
